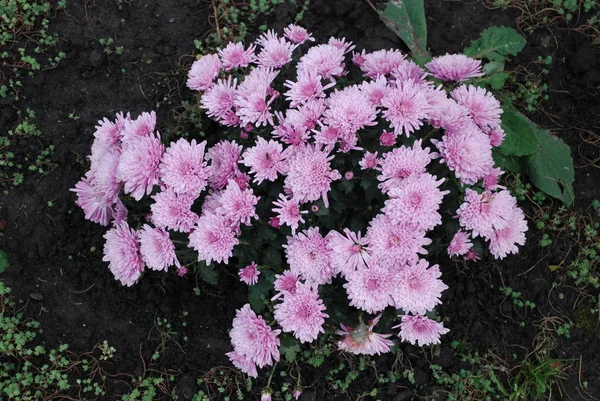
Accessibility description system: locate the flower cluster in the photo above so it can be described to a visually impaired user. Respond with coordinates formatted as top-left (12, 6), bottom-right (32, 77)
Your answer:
top-left (73, 24), bottom-right (528, 378)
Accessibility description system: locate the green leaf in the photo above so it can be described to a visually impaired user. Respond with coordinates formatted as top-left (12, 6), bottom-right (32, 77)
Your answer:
top-left (0, 250), bottom-right (8, 273)
top-left (279, 335), bottom-right (301, 363)
top-left (499, 109), bottom-right (538, 156)
top-left (197, 262), bottom-right (219, 285)
top-left (464, 26), bottom-right (526, 62)
top-left (248, 272), bottom-right (275, 313)
top-left (526, 127), bottom-right (575, 205)
top-left (263, 246), bottom-right (282, 269)
top-left (379, 0), bottom-right (430, 62)
top-left (482, 61), bottom-right (504, 75)
top-left (492, 149), bottom-right (526, 174)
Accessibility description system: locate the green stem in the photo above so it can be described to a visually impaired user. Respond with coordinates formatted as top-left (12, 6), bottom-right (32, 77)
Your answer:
top-left (266, 361), bottom-right (279, 387)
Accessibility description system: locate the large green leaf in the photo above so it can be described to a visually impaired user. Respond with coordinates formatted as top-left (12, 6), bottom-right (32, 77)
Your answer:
top-left (279, 335), bottom-right (301, 363)
top-left (379, 0), bottom-right (430, 63)
top-left (526, 127), bottom-right (575, 206)
top-left (499, 109), bottom-right (538, 156)
top-left (492, 149), bottom-right (526, 174)
top-left (0, 250), bottom-right (8, 273)
top-left (464, 26), bottom-right (526, 62)
top-left (248, 271), bottom-right (275, 313)
top-left (197, 262), bottom-right (219, 285)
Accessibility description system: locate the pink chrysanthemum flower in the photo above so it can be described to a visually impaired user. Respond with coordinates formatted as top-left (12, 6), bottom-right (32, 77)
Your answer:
top-left (228, 304), bottom-right (280, 376)
top-left (92, 112), bottom-right (128, 150)
top-left (256, 30), bottom-right (297, 68)
top-left (379, 131), bottom-right (396, 146)
top-left (483, 167), bottom-right (504, 191)
top-left (352, 50), bottom-right (366, 67)
top-left (426, 54), bottom-right (483, 82)
top-left (272, 270), bottom-right (300, 300)
top-left (391, 59), bottom-right (429, 85)
top-left (359, 75), bottom-right (390, 107)
top-left (383, 174), bottom-right (449, 231)
top-left (113, 198), bottom-right (128, 226)
top-left (489, 208), bottom-right (527, 259)
top-left (103, 221), bottom-right (145, 286)
top-left (139, 225), bottom-right (179, 271)
top-left (359, 151), bottom-right (379, 170)
top-left (365, 214), bottom-right (432, 267)
top-left (377, 140), bottom-right (435, 193)
top-left (392, 259), bottom-right (448, 315)
top-left (287, 99), bottom-right (326, 132)
top-left (297, 44), bottom-right (346, 80)
top-left (234, 67), bottom-right (280, 126)
top-left (344, 263), bottom-right (396, 313)
top-left (188, 212), bottom-right (239, 265)
top-left (206, 140), bottom-right (243, 190)
top-left (447, 230), bottom-right (473, 257)
top-left (464, 248), bottom-right (480, 261)
top-left (283, 24), bottom-right (315, 44)
top-left (89, 147), bottom-right (122, 202)
top-left (227, 351), bottom-right (258, 378)
top-left (323, 85), bottom-right (378, 135)
top-left (274, 284), bottom-right (328, 343)
top-left (327, 36), bottom-right (355, 53)
top-left (284, 144), bottom-right (341, 207)
top-left (217, 179), bottom-right (259, 226)
top-left (381, 80), bottom-right (431, 136)
top-left (159, 138), bottom-right (209, 195)
top-left (313, 124), bottom-right (340, 150)
top-left (151, 189), bottom-right (199, 233)
top-left (337, 314), bottom-right (394, 356)
top-left (451, 85), bottom-right (502, 133)
top-left (394, 314), bottom-right (449, 346)
top-left (327, 228), bottom-right (370, 276)
top-left (117, 133), bottom-right (164, 201)
top-left (201, 76), bottom-right (239, 126)
top-left (360, 49), bottom-right (405, 79)
top-left (71, 175), bottom-right (117, 226)
top-left (457, 189), bottom-right (517, 239)
top-left (272, 194), bottom-right (308, 234)
top-left (489, 126), bottom-right (506, 147)
top-left (284, 227), bottom-right (335, 286)
top-left (241, 137), bottom-right (288, 184)
top-left (433, 126), bottom-right (493, 185)
top-left (284, 71), bottom-right (332, 108)
top-left (427, 98), bottom-right (472, 133)
top-left (239, 262), bottom-right (261, 285)
top-left (219, 42), bottom-right (256, 71)
top-left (122, 111), bottom-right (156, 142)
top-left (187, 54), bottom-right (221, 91)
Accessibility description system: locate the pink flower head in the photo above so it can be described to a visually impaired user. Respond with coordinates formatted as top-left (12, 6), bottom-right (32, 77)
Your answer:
top-left (434, 126), bottom-right (493, 185)
top-left (427, 98), bottom-right (472, 133)
top-left (239, 262), bottom-right (260, 285)
top-left (121, 111), bottom-right (156, 142)
top-left (451, 85), bottom-right (502, 133)
top-left (284, 227), bottom-right (335, 286)
top-left (188, 212), bottom-right (239, 265)
top-left (269, 216), bottom-right (281, 228)
top-left (284, 144), bottom-right (341, 207)
top-left (103, 221), bottom-right (145, 286)
top-left (284, 70), bottom-right (332, 107)
top-left (327, 228), bottom-right (371, 276)
top-left (483, 167), bottom-right (504, 191)
top-left (71, 175), bottom-right (117, 226)
top-left (159, 138), bottom-right (209, 195)
top-left (377, 139), bottom-right (435, 193)
top-left (392, 259), bottom-right (448, 315)
top-left (323, 85), bottom-right (378, 135)
top-left (360, 49), bottom-right (405, 79)
top-left (228, 304), bottom-right (280, 376)
top-left (274, 283), bottom-right (328, 343)
top-left (464, 248), bottom-right (480, 261)
top-left (489, 126), bottom-right (506, 147)
top-left (92, 112), bottom-right (128, 150)
top-left (365, 214), bottom-right (431, 267)
top-left (117, 133), bottom-right (164, 201)
top-left (227, 351), bottom-right (258, 377)
top-left (381, 80), bottom-right (431, 136)
top-left (256, 30), bottom-right (297, 68)
top-left (272, 194), bottom-right (308, 234)
top-left (234, 67), bottom-right (280, 126)
top-left (241, 137), bottom-right (287, 184)
top-left (394, 314), bottom-right (449, 346)
top-left (272, 270), bottom-right (300, 300)
top-left (283, 24), bottom-right (315, 44)
top-left (447, 230), bottom-right (472, 257)
top-left (337, 314), bottom-right (394, 355)
top-left (261, 390), bottom-right (273, 401)
top-left (457, 189), bottom-right (517, 239)
top-left (359, 151), bottom-right (379, 170)
top-left (327, 36), bottom-right (355, 53)
top-left (293, 388), bottom-right (302, 400)
top-left (344, 263), bottom-right (396, 313)
top-left (113, 198), bottom-right (128, 225)
top-left (352, 50), bottom-right (366, 67)
top-left (489, 208), bottom-right (527, 259)
top-left (286, 99), bottom-right (327, 132)
top-left (88, 148), bottom-right (122, 202)
top-left (219, 42), bottom-right (256, 71)
top-left (177, 265), bottom-right (188, 277)
top-left (201, 76), bottom-right (239, 126)
top-left (426, 54), bottom-right (483, 82)
top-left (217, 179), bottom-right (259, 226)
top-left (379, 131), bottom-right (396, 146)
top-left (297, 44), bottom-right (346, 80)
top-left (383, 174), bottom-right (449, 231)
top-left (344, 171), bottom-right (354, 180)
top-left (187, 54), bottom-right (221, 91)
top-left (139, 224), bottom-right (179, 271)
top-left (391, 59), bottom-right (429, 85)
top-left (151, 189), bottom-right (199, 233)
top-left (206, 140), bottom-right (243, 190)
top-left (359, 75), bottom-right (390, 107)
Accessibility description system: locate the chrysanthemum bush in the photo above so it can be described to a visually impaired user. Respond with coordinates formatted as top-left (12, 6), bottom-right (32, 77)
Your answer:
top-left (72, 24), bottom-right (528, 378)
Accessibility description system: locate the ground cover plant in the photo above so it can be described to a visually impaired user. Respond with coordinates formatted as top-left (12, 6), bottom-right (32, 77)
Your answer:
top-left (1, 0), bottom-right (600, 399)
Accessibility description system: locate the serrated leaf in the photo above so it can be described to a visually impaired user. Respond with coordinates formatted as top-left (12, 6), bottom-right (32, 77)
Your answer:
top-left (499, 109), bottom-right (538, 156)
top-left (280, 335), bottom-right (301, 363)
top-left (379, 0), bottom-right (430, 62)
top-left (526, 127), bottom-right (575, 206)
top-left (0, 250), bottom-right (8, 273)
top-left (492, 149), bottom-right (526, 174)
top-left (248, 272), bottom-right (275, 313)
top-left (482, 61), bottom-right (504, 75)
top-left (464, 26), bottom-right (526, 62)
top-left (198, 262), bottom-right (219, 285)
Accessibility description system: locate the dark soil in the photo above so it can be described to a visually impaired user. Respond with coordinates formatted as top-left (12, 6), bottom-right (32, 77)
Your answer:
top-left (0, 0), bottom-right (599, 399)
